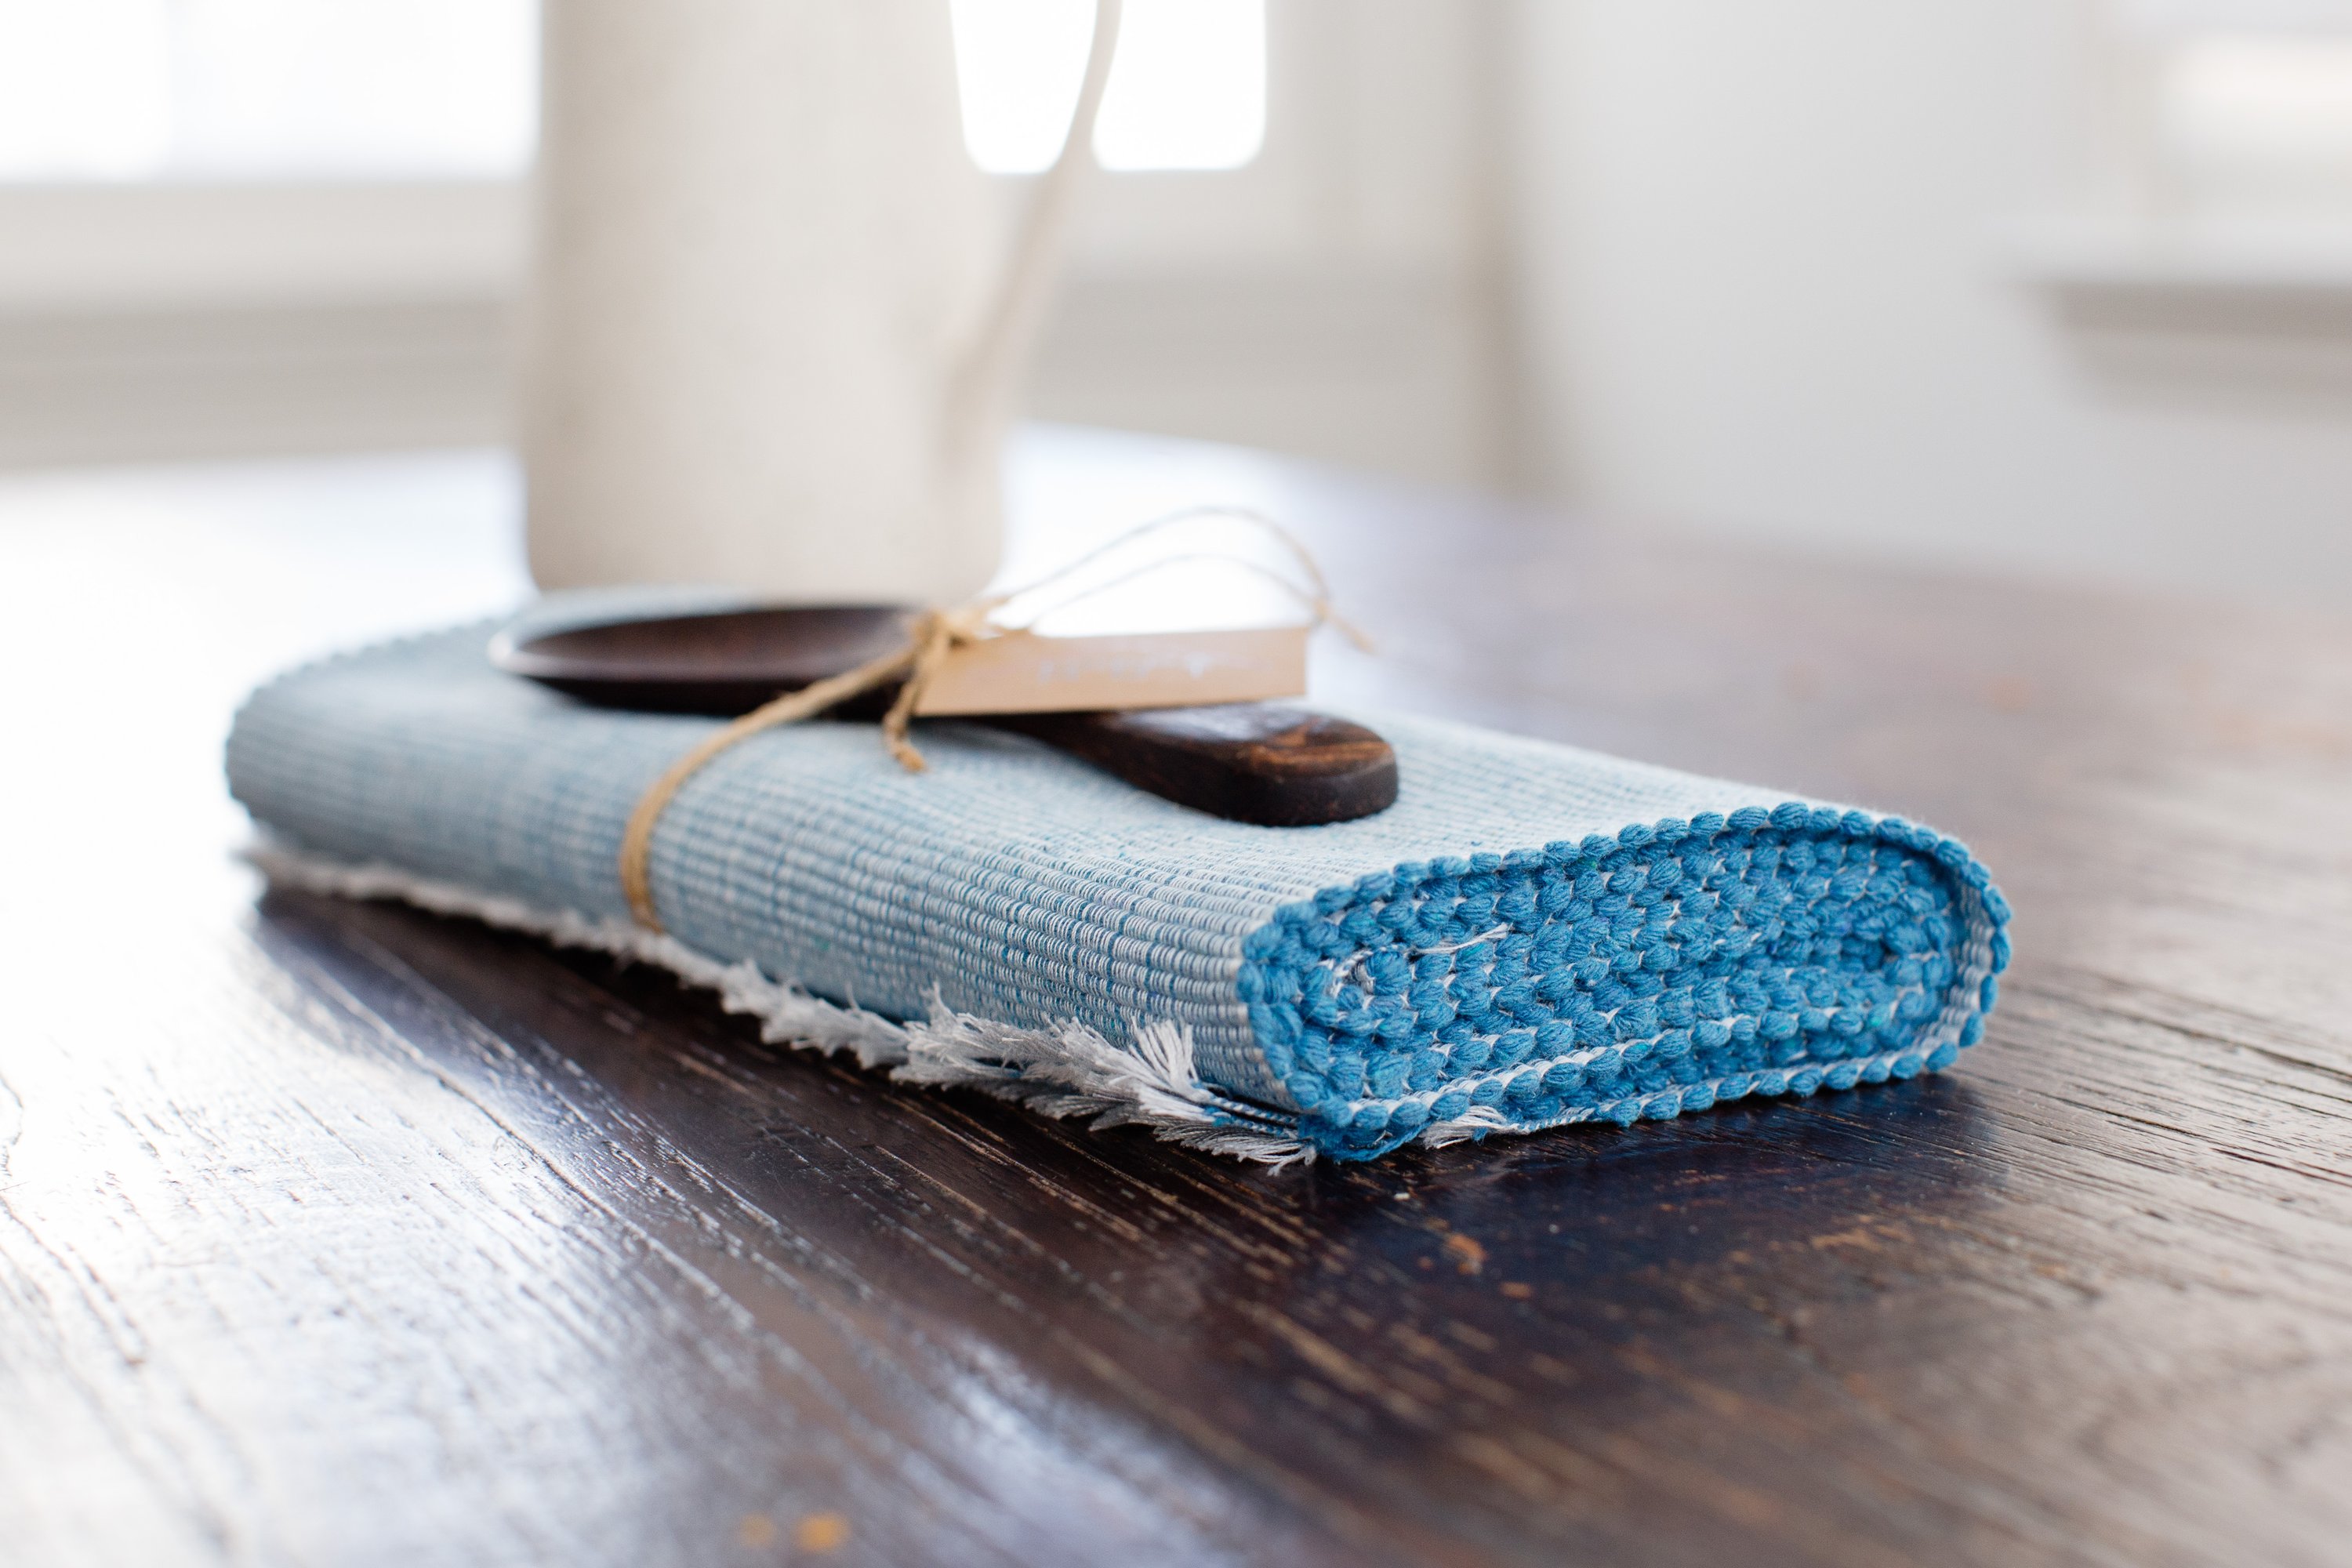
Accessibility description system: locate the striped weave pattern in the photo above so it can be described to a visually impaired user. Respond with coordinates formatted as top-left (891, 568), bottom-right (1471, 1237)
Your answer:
top-left (225, 618), bottom-right (2011, 1162)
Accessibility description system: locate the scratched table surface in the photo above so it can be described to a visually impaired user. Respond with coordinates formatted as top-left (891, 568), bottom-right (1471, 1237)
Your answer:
top-left (4, 426), bottom-right (2350, 1568)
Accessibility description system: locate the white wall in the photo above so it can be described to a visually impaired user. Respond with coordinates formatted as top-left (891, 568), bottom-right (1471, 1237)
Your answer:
top-left (0, 2), bottom-right (1513, 490)
top-left (1507, 0), bottom-right (2352, 604)
top-left (1029, 0), bottom-right (1512, 486)
top-left (0, 184), bottom-right (517, 467)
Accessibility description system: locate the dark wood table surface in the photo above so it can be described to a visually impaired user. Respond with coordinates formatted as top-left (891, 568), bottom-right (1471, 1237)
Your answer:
top-left (5, 428), bottom-right (2350, 1568)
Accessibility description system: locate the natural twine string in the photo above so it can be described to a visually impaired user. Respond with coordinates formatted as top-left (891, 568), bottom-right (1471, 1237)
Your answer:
top-left (618, 506), bottom-right (1367, 931)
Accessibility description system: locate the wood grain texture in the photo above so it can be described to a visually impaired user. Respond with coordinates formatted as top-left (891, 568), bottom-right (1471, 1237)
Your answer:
top-left (3, 431), bottom-right (2350, 1567)
top-left (991, 703), bottom-right (1399, 826)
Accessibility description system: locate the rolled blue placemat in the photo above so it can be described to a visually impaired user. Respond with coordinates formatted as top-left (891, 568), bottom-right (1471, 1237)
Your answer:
top-left (227, 612), bottom-right (2011, 1165)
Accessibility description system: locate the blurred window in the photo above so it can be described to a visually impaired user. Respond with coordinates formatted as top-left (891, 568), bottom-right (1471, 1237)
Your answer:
top-left (0, 0), bottom-right (535, 182)
top-left (0, 0), bottom-right (1264, 185)
top-left (949, 0), bottom-right (1266, 174)
top-left (2160, 34), bottom-right (2352, 216)
top-left (2112, 0), bottom-right (2352, 220)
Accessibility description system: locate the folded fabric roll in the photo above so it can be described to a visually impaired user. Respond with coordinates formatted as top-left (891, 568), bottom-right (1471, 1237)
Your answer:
top-left (227, 614), bottom-right (2012, 1165)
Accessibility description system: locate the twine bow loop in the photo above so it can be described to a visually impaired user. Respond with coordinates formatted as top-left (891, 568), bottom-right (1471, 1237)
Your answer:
top-left (616, 506), bottom-right (1363, 931)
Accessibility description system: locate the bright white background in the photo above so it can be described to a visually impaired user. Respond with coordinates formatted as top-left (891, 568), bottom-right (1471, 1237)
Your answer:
top-left (2, 0), bottom-right (2350, 604)
top-left (1508, 0), bottom-right (2352, 601)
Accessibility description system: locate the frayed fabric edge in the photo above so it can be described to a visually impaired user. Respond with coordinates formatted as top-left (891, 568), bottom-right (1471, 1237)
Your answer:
top-left (243, 846), bottom-right (1319, 1168)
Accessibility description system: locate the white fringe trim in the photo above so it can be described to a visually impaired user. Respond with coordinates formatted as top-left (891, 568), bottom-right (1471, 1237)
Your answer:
top-left (245, 847), bottom-right (1316, 1167)
top-left (1414, 1105), bottom-right (1518, 1149)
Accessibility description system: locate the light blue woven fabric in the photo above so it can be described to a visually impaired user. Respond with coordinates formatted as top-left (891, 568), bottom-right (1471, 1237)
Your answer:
top-left (225, 614), bottom-right (2011, 1163)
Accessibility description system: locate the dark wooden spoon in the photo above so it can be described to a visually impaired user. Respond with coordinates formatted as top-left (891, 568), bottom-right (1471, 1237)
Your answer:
top-left (490, 606), bottom-right (1398, 827)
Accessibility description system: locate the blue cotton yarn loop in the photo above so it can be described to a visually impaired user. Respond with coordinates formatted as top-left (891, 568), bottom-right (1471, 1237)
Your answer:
top-left (1243, 809), bottom-right (2006, 1160)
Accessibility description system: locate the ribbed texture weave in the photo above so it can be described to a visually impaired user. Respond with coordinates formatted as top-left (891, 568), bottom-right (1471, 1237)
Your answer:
top-left (226, 618), bottom-right (2011, 1162)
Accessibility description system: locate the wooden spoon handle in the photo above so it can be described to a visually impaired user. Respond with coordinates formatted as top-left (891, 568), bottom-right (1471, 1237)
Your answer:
top-left (987, 703), bottom-right (1398, 826)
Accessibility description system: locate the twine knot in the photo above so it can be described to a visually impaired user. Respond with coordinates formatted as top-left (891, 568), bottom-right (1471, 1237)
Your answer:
top-left (615, 508), bottom-right (1365, 931)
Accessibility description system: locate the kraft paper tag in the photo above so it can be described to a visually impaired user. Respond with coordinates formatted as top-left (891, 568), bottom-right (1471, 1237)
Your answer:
top-left (913, 627), bottom-right (1308, 716)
